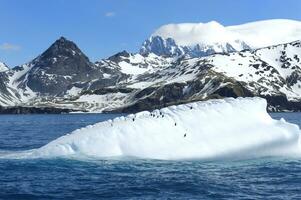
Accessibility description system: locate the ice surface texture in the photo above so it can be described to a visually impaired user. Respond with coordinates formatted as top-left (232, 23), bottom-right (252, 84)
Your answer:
top-left (3, 97), bottom-right (301, 160)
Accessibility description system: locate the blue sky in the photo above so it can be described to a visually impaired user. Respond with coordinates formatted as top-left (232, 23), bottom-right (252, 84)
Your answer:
top-left (1, 0), bottom-right (301, 67)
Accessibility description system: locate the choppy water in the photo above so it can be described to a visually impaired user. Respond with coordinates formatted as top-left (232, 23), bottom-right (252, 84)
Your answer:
top-left (0, 113), bottom-right (301, 199)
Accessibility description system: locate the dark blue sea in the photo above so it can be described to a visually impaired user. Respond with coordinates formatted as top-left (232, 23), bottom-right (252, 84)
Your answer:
top-left (0, 113), bottom-right (301, 199)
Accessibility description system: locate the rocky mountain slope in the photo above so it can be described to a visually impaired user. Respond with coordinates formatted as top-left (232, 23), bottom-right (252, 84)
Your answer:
top-left (2, 20), bottom-right (301, 113)
top-left (114, 40), bottom-right (301, 112)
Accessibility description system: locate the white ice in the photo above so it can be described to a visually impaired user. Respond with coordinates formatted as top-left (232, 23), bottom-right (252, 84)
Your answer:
top-left (4, 97), bottom-right (300, 160)
top-left (154, 19), bottom-right (301, 49)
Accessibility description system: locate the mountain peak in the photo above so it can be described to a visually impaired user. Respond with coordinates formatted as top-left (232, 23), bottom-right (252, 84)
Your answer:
top-left (51, 36), bottom-right (78, 49)
top-left (0, 62), bottom-right (9, 72)
top-left (26, 36), bottom-right (92, 76)
top-left (54, 36), bottom-right (73, 46)
top-left (39, 36), bottom-right (87, 61)
top-left (58, 36), bottom-right (67, 42)
top-left (108, 50), bottom-right (131, 62)
top-left (16, 37), bottom-right (99, 96)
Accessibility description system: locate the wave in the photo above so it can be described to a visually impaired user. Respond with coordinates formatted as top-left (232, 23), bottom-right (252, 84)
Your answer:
top-left (1, 97), bottom-right (301, 160)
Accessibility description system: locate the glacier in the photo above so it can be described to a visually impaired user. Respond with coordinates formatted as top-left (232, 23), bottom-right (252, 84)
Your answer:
top-left (1, 97), bottom-right (301, 160)
top-left (152, 19), bottom-right (301, 49)
top-left (141, 19), bottom-right (301, 57)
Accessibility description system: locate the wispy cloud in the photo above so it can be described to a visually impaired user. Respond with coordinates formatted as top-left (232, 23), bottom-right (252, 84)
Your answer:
top-left (105, 11), bottom-right (116, 17)
top-left (0, 43), bottom-right (21, 51)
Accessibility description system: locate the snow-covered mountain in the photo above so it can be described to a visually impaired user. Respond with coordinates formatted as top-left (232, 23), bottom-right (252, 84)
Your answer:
top-left (14, 38), bottom-right (301, 113)
top-left (0, 38), bottom-right (173, 112)
top-left (113, 40), bottom-right (301, 112)
top-left (0, 62), bottom-right (8, 72)
top-left (2, 19), bottom-right (301, 113)
top-left (0, 37), bottom-right (132, 110)
top-left (141, 19), bottom-right (301, 57)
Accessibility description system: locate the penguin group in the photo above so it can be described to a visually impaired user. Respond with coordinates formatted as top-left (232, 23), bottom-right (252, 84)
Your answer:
top-left (128, 107), bottom-right (194, 139)
top-left (150, 111), bottom-right (165, 118)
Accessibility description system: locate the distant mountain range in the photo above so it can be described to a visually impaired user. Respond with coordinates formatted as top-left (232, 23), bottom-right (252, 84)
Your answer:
top-left (2, 19), bottom-right (301, 113)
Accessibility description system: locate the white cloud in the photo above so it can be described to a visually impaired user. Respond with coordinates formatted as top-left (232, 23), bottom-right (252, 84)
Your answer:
top-left (105, 11), bottom-right (116, 17)
top-left (0, 43), bottom-right (21, 51)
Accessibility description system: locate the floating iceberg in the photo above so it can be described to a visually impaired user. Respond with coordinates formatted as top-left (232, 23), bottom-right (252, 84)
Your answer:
top-left (3, 97), bottom-right (301, 160)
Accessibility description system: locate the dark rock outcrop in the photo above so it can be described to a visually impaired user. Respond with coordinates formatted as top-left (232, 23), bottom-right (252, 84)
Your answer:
top-left (0, 106), bottom-right (78, 114)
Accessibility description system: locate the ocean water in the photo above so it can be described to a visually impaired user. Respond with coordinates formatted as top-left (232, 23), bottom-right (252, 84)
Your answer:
top-left (0, 113), bottom-right (301, 199)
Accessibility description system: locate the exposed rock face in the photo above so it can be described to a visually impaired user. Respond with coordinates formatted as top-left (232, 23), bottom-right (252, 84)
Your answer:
top-left (0, 73), bottom-right (11, 104)
top-left (140, 36), bottom-right (184, 57)
top-left (16, 37), bottom-right (105, 96)
top-left (0, 105), bottom-right (76, 114)
top-left (140, 35), bottom-right (251, 58)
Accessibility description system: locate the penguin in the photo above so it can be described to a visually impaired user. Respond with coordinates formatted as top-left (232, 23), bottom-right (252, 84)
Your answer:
top-left (175, 122), bottom-right (177, 126)
top-left (184, 133), bottom-right (187, 137)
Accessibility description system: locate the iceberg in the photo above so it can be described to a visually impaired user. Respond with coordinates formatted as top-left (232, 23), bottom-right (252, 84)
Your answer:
top-left (3, 97), bottom-right (301, 160)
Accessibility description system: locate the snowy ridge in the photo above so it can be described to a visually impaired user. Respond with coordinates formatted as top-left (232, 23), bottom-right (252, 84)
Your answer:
top-left (154, 19), bottom-right (301, 48)
top-left (99, 51), bottom-right (173, 76)
top-left (142, 19), bottom-right (301, 57)
top-left (227, 19), bottom-right (301, 48)
top-left (116, 53), bottom-right (172, 75)
top-left (2, 97), bottom-right (300, 160)
top-left (153, 21), bottom-right (245, 47)
top-left (0, 62), bottom-right (8, 72)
